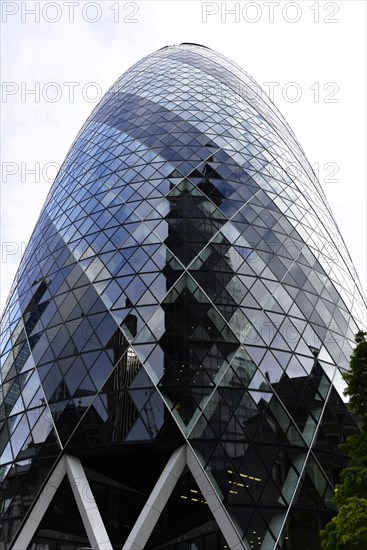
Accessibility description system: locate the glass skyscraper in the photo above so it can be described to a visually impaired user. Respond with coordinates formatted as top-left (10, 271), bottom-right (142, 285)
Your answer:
top-left (0, 44), bottom-right (365, 550)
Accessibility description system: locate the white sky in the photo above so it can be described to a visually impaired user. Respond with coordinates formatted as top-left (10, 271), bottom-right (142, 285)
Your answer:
top-left (1, 0), bottom-right (366, 314)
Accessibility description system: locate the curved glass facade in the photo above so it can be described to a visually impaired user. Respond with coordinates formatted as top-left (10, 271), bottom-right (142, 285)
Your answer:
top-left (0, 44), bottom-right (365, 550)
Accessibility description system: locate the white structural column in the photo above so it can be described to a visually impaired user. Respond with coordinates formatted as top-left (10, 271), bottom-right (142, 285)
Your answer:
top-left (186, 445), bottom-right (248, 550)
top-left (11, 457), bottom-right (67, 550)
top-left (10, 454), bottom-right (113, 550)
top-left (12, 446), bottom-right (248, 550)
top-left (65, 455), bottom-right (113, 550)
top-left (122, 445), bottom-right (187, 550)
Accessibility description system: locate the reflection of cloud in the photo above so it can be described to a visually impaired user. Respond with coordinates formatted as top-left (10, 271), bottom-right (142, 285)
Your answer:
top-left (1, 2), bottom-right (366, 312)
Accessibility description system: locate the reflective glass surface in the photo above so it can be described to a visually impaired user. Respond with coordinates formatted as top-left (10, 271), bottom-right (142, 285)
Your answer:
top-left (0, 44), bottom-right (365, 549)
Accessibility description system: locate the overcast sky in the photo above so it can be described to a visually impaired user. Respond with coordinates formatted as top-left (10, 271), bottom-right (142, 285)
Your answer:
top-left (1, 0), bottom-right (366, 314)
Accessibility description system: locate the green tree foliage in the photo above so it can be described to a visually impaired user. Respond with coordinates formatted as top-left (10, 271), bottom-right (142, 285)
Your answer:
top-left (320, 331), bottom-right (367, 549)
top-left (339, 431), bottom-right (367, 468)
top-left (343, 330), bottom-right (367, 426)
top-left (320, 498), bottom-right (367, 549)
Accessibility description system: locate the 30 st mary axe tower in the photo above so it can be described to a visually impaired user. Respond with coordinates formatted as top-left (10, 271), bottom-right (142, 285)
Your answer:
top-left (1, 44), bottom-right (365, 550)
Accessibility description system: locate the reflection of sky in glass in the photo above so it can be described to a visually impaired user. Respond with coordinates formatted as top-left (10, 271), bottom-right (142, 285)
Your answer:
top-left (0, 44), bottom-right (365, 548)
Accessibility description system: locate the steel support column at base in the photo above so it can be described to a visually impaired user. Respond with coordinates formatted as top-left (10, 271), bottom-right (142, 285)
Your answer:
top-left (122, 444), bottom-right (248, 550)
top-left (10, 455), bottom-right (113, 550)
top-left (11, 457), bottom-right (67, 550)
top-left (65, 455), bottom-right (113, 550)
top-left (122, 445), bottom-right (187, 550)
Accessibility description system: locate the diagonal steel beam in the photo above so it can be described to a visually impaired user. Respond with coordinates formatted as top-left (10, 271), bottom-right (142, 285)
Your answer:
top-left (10, 454), bottom-right (113, 550)
top-left (65, 454), bottom-right (113, 550)
top-left (122, 445), bottom-right (186, 550)
top-left (11, 456), bottom-right (67, 550)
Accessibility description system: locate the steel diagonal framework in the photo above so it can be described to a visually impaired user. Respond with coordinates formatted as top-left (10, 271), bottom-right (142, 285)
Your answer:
top-left (1, 44), bottom-right (366, 550)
